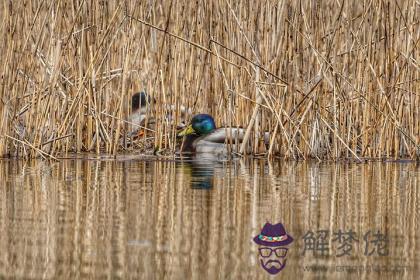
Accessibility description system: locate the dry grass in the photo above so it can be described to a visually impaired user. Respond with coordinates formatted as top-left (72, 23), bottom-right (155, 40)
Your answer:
top-left (0, 0), bottom-right (418, 160)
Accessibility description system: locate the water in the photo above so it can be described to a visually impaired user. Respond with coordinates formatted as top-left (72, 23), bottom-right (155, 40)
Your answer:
top-left (0, 158), bottom-right (418, 279)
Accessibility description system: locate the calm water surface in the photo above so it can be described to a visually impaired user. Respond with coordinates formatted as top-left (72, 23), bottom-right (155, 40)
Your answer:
top-left (0, 158), bottom-right (418, 279)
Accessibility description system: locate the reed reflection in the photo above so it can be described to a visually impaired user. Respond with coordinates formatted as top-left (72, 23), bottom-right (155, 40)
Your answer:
top-left (177, 155), bottom-right (229, 189)
top-left (0, 159), bottom-right (417, 279)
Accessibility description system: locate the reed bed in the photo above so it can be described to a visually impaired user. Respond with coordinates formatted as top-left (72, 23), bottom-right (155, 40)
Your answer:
top-left (0, 0), bottom-right (418, 160)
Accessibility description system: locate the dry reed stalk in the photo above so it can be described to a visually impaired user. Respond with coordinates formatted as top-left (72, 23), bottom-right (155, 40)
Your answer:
top-left (0, 0), bottom-right (417, 160)
top-left (4, 134), bottom-right (57, 160)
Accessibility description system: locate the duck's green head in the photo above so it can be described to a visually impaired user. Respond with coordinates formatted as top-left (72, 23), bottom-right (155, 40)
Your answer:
top-left (131, 91), bottom-right (153, 111)
top-left (178, 114), bottom-right (216, 136)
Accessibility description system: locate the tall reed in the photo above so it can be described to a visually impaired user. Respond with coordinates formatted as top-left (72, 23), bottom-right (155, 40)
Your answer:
top-left (0, 0), bottom-right (418, 160)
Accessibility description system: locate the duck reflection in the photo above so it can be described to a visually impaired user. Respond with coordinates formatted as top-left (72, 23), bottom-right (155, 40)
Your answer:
top-left (177, 155), bottom-right (225, 189)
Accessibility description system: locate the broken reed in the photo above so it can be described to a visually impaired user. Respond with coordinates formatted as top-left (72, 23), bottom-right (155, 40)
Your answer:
top-left (0, 0), bottom-right (418, 160)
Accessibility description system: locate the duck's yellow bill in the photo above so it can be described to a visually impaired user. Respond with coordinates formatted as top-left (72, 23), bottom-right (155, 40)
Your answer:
top-left (137, 129), bottom-right (145, 137)
top-left (177, 124), bottom-right (195, 137)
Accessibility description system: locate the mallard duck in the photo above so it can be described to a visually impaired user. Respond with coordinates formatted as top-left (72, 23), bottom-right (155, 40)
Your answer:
top-left (177, 114), bottom-right (269, 154)
top-left (129, 91), bottom-right (153, 124)
top-left (128, 91), bottom-right (154, 137)
top-left (129, 91), bottom-right (191, 137)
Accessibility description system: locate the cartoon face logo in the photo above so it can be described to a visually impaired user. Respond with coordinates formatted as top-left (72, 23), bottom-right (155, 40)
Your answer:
top-left (253, 222), bottom-right (293, 275)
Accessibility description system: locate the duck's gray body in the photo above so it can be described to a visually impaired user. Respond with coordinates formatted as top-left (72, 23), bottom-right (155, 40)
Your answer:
top-left (184, 127), bottom-right (270, 155)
